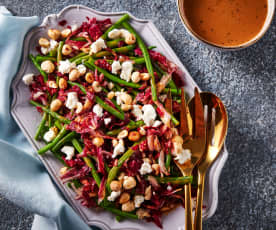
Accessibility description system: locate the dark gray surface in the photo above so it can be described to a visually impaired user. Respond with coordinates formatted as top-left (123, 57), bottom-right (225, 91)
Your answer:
top-left (0, 0), bottom-right (275, 229)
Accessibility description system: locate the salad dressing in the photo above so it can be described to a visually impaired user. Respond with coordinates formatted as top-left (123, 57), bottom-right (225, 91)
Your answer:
top-left (183, 0), bottom-right (268, 47)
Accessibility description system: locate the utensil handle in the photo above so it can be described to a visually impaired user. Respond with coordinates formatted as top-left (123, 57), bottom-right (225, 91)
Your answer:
top-left (184, 183), bottom-right (194, 230)
top-left (194, 172), bottom-right (206, 230)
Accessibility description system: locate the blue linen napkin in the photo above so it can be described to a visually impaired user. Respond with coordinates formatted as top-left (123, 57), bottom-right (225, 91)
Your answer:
top-left (0, 6), bottom-right (97, 230)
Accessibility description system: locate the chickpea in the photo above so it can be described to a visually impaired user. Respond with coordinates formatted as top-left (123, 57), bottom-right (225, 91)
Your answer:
top-left (145, 186), bottom-right (152, 200)
top-left (50, 126), bottom-right (58, 135)
top-left (58, 78), bottom-right (67, 89)
top-left (121, 93), bottom-right (132, 105)
top-left (131, 71), bottom-right (141, 83)
top-left (39, 37), bottom-right (50, 48)
top-left (62, 44), bottom-right (72, 56)
top-left (83, 99), bottom-right (92, 110)
top-left (92, 137), bottom-right (104, 147)
top-left (92, 81), bottom-right (102, 93)
top-left (121, 104), bottom-right (132, 111)
top-left (75, 102), bottom-right (83, 114)
top-left (121, 201), bottom-right (135, 212)
top-left (140, 73), bottom-right (151, 81)
top-left (59, 166), bottom-right (68, 175)
top-left (108, 82), bottom-right (114, 90)
top-left (48, 29), bottom-right (61, 40)
top-left (110, 180), bottom-right (122, 192)
top-left (69, 69), bottom-right (81, 81)
top-left (125, 33), bottom-right (136, 45)
top-left (136, 208), bottom-right (150, 219)
top-left (119, 192), bottom-right (130, 204)
top-left (128, 131), bottom-right (140, 142)
top-left (41, 60), bottom-right (55, 74)
top-left (61, 28), bottom-right (71, 38)
top-left (80, 47), bottom-right (90, 53)
top-left (47, 80), bottom-right (58, 89)
top-left (50, 99), bottom-right (62, 112)
top-left (152, 164), bottom-right (160, 175)
top-left (107, 91), bottom-right (115, 100)
top-left (85, 72), bottom-right (94, 83)
top-left (123, 176), bottom-right (136, 190)
top-left (117, 130), bottom-right (128, 139)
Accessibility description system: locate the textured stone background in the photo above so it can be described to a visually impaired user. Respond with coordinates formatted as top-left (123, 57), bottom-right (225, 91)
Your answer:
top-left (0, 0), bottom-right (275, 229)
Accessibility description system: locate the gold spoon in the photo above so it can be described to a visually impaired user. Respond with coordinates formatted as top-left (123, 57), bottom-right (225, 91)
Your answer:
top-left (172, 88), bottom-right (206, 230)
top-left (188, 92), bottom-right (228, 230)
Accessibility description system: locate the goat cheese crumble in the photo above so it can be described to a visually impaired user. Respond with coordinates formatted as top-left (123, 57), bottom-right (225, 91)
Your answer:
top-left (120, 61), bottom-right (133, 82)
top-left (107, 191), bottom-right (121, 202)
top-left (93, 104), bottom-right (103, 117)
top-left (142, 104), bottom-right (157, 126)
top-left (111, 60), bottom-right (121, 74)
top-left (139, 161), bottom-right (152, 175)
top-left (174, 149), bottom-right (191, 164)
top-left (134, 195), bottom-right (145, 208)
top-left (22, 73), bottom-right (34, 85)
top-left (65, 92), bottom-right (79, 110)
top-left (58, 59), bottom-right (76, 74)
top-left (90, 38), bottom-right (106, 54)
top-left (61, 146), bottom-right (75, 160)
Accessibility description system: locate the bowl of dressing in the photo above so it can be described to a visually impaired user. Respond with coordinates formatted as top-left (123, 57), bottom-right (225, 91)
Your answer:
top-left (177, 0), bottom-right (275, 50)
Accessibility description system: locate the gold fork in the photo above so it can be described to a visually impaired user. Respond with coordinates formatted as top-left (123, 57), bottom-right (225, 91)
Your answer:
top-left (170, 87), bottom-right (206, 230)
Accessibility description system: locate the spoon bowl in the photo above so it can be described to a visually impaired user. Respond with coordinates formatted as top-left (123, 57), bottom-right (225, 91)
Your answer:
top-left (188, 92), bottom-right (228, 230)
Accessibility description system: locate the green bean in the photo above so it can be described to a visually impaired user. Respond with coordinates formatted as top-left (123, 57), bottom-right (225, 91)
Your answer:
top-left (69, 52), bottom-right (87, 62)
top-left (38, 126), bottom-right (68, 155)
top-left (148, 45), bottom-right (157, 50)
top-left (72, 138), bottom-right (83, 153)
top-left (165, 153), bottom-right (172, 171)
top-left (29, 54), bottom-right (48, 82)
top-left (52, 132), bottom-right (77, 152)
top-left (100, 205), bottom-right (138, 220)
top-left (35, 55), bottom-right (57, 63)
top-left (48, 113), bottom-right (53, 127)
top-left (30, 100), bottom-right (70, 124)
top-left (70, 37), bottom-right (87, 41)
top-left (34, 113), bottom-right (48, 140)
top-left (57, 41), bottom-right (64, 63)
top-left (83, 157), bottom-right (101, 187)
top-left (106, 38), bottom-right (124, 48)
top-left (73, 54), bottom-right (90, 65)
top-left (155, 176), bottom-right (193, 185)
top-left (162, 88), bottom-right (181, 96)
top-left (84, 61), bottom-right (141, 88)
top-left (101, 14), bottom-right (130, 40)
top-left (93, 45), bottom-right (136, 58)
top-left (67, 81), bottom-right (87, 94)
top-left (54, 120), bottom-right (62, 130)
top-left (130, 57), bottom-right (145, 64)
top-left (106, 120), bottom-right (144, 136)
top-left (95, 96), bottom-right (125, 120)
top-left (122, 21), bottom-right (157, 101)
top-left (49, 49), bottom-right (57, 57)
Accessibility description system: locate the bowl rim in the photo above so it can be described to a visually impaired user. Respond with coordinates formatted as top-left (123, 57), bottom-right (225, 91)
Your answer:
top-left (177, 0), bottom-right (276, 50)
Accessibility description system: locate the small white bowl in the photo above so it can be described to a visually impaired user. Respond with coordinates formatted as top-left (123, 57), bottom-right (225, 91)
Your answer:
top-left (177, 0), bottom-right (276, 50)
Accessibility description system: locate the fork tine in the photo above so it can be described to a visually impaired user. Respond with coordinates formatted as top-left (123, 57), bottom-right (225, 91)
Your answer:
top-left (164, 88), bottom-right (172, 113)
top-left (193, 87), bottom-right (205, 138)
top-left (180, 88), bottom-right (189, 138)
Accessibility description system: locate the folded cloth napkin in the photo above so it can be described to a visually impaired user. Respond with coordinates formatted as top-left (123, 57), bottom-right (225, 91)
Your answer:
top-left (0, 6), bottom-right (98, 230)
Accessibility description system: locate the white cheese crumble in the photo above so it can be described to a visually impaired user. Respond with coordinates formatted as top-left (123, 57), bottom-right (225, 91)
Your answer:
top-left (90, 38), bottom-right (106, 54)
top-left (93, 104), bottom-right (103, 117)
top-left (142, 104), bottom-right (157, 126)
top-left (152, 120), bottom-right (162, 128)
top-left (43, 129), bottom-right (56, 142)
top-left (132, 105), bottom-right (143, 121)
top-left (77, 64), bottom-right (86, 75)
top-left (112, 139), bottom-right (125, 158)
top-left (75, 102), bottom-right (83, 114)
top-left (111, 60), bottom-right (121, 74)
top-left (139, 161), bottom-right (152, 175)
top-left (108, 29), bottom-right (121, 39)
top-left (65, 92), bottom-right (79, 110)
top-left (22, 73), bottom-right (34, 85)
top-left (33, 91), bottom-right (44, 99)
top-left (134, 195), bottom-right (145, 208)
top-left (61, 146), bottom-right (75, 160)
top-left (167, 185), bottom-right (172, 191)
top-left (120, 61), bottom-right (133, 82)
top-left (174, 149), bottom-right (192, 164)
top-left (107, 191), bottom-right (121, 202)
top-left (58, 59), bottom-right (76, 74)
top-left (104, 118), bottom-right (112, 125)
top-left (71, 24), bottom-right (79, 32)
